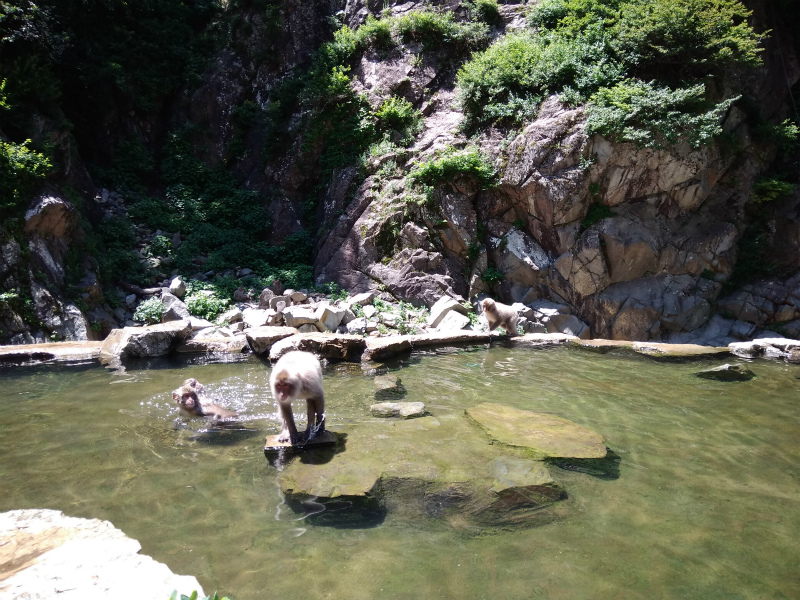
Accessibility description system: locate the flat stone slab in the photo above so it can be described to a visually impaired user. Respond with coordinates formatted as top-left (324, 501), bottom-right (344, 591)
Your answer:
top-left (275, 414), bottom-right (569, 529)
top-left (0, 341), bottom-right (101, 363)
top-left (466, 402), bottom-right (607, 459)
top-left (577, 338), bottom-right (730, 358)
top-left (268, 332), bottom-right (366, 361)
top-left (370, 401), bottom-right (426, 418)
top-left (244, 326), bottom-right (298, 355)
top-left (264, 430), bottom-right (337, 450)
top-left (175, 336), bottom-right (249, 354)
top-left (0, 509), bottom-right (202, 599)
top-left (695, 363), bottom-right (756, 382)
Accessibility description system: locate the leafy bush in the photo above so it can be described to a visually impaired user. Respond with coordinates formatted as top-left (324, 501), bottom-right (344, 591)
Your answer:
top-left (464, 0), bottom-right (502, 26)
top-left (481, 264), bottom-right (504, 286)
top-left (375, 96), bottom-right (422, 137)
top-left (585, 80), bottom-right (737, 148)
top-left (752, 177), bottom-right (795, 203)
top-left (408, 146), bottom-right (498, 190)
top-left (580, 201), bottom-right (614, 230)
top-left (185, 292), bottom-right (229, 321)
top-left (458, 0), bottom-right (763, 142)
top-left (133, 297), bottom-right (164, 324)
top-left (0, 137), bottom-right (52, 219)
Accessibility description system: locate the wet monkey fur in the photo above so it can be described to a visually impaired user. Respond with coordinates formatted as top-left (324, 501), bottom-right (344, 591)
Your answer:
top-left (269, 351), bottom-right (325, 445)
top-left (481, 298), bottom-right (519, 336)
top-left (173, 378), bottom-right (238, 421)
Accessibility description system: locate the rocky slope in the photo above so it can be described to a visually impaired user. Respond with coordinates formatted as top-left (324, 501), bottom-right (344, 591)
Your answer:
top-left (1, 0), bottom-right (799, 346)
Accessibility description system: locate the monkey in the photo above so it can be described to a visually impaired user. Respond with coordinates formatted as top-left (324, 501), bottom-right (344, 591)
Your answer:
top-left (481, 298), bottom-right (519, 336)
top-left (269, 351), bottom-right (325, 445)
top-left (173, 379), bottom-right (238, 421)
top-left (233, 286), bottom-right (250, 302)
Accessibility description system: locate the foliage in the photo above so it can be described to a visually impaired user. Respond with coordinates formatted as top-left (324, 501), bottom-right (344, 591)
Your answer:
top-left (169, 591), bottom-right (230, 600)
top-left (580, 201), bottom-right (614, 230)
top-left (0, 137), bottom-right (52, 218)
top-left (481, 264), bottom-right (504, 286)
top-left (408, 146), bottom-right (498, 190)
top-left (585, 80), bottom-right (737, 148)
top-left (144, 235), bottom-right (172, 258)
top-left (464, 0), bottom-right (502, 26)
top-left (185, 291), bottom-right (229, 322)
top-left (92, 217), bottom-right (145, 285)
top-left (133, 297), bottom-right (164, 325)
top-left (751, 177), bottom-right (795, 204)
top-left (458, 0), bottom-right (762, 142)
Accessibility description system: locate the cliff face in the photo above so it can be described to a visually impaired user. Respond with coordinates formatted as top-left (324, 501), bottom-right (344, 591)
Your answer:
top-left (1, 0), bottom-right (799, 345)
top-left (311, 0), bottom-right (800, 343)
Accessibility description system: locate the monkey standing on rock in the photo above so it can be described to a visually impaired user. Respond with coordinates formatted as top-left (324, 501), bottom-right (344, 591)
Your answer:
top-left (173, 378), bottom-right (238, 421)
top-left (269, 351), bottom-right (325, 445)
top-left (481, 298), bottom-right (519, 336)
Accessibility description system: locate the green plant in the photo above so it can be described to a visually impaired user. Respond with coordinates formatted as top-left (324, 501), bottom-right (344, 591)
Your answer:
top-left (133, 297), bottom-right (165, 325)
top-left (169, 591), bottom-right (231, 600)
top-left (464, 0), bottom-right (502, 26)
top-left (351, 303), bottom-right (365, 318)
top-left (580, 201), bottom-right (614, 231)
top-left (144, 235), bottom-right (172, 258)
top-left (0, 137), bottom-right (52, 219)
top-left (185, 292), bottom-right (229, 322)
top-left (751, 177), bottom-right (795, 203)
top-left (481, 265), bottom-right (504, 286)
top-left (408, 146), bottom-right (498, 190)
top-left (585, 80), bottom-right (738, 148)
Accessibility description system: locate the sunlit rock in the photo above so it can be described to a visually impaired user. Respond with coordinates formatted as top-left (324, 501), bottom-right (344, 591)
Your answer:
top-left (244, 326), bottom-right (297, 355)
top-left (268, 332), bottom-right (366, 361)
top-left (370, 402), bottom-right (425, 418)
top-left (466, 402), bottom-right (606, 459)
top-left (0, 509), bottom-right (203, 599)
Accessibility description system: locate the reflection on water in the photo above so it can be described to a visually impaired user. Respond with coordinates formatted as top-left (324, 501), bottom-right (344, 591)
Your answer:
top-left (1, 347), bottom-right (800, 599)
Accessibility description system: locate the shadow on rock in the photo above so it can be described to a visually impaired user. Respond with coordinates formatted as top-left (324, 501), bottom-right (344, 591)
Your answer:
top-left (546, 448), bottom-right (621, 480)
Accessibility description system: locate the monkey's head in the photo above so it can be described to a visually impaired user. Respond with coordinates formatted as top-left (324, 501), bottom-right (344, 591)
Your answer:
top-left (270, 368), bottom-right (296, 404)
top-left (181, 378), bottom-right (204, 394)
top-left (481, 298), bottom-right (496, 313)
top-left (173, 387), bottom-right (201, 414)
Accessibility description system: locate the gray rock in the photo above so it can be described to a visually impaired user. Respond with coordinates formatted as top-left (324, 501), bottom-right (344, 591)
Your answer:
top-left (436, 310), bottom-right (471, 331)
top-left (282, 305), bottom-right (318, 328)
top-left (268, 332), bottom-right (367, 362)
top-left (217, 306), bottom-right (243, 325)
top-left (168, 277), bottom-right (186, 299)
top-left (99, 320), bottom-right (192, 362)
top-left (244, 326), bottom-right (298, 355)
top-left (0, 509), bottom-right (202, 599)
top-left (426, 295), bottom-right (469, 328)
top-left (370, 402), bottom-right (426, 418)
top-left (258, 287), bottom-right (275, 308)
top-left (160, 292), bottom-right (191, 322)
top-left (315, 304), bottom-right (347, 332)
top-left (695, 363), bottom-right (756, 382)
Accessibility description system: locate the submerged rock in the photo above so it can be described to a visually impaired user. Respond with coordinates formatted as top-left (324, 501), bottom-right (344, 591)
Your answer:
top-left (466, 403), bottom-right (607, 459)
top-left (695, 363), bottom-right (756, 382)
top-left (370, 402), bottom-right (425, 419)
top-left (274, 411), bottom-right (574, 529)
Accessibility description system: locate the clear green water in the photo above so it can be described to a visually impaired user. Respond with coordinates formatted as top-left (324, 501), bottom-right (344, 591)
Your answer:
top-left (1, 346), bottom-right (799, 599)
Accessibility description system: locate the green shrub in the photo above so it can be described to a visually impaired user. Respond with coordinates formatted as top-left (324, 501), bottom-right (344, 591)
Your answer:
top-left (580, 201), bottom-right (614, 230)
top-left (458, 0), bottom-right (763, 141)
top-left (133, 297), bottom-right (165, 324)
top-left (465, 0), bottom-right (502, 26)
top-left (408, 146), bottom-right (498, 190)
top-left (375, 96), bottom-right (422, 136)
top-left (481, 264), bottom-right (504, 286)
top-left (185, 292), bottom-right (229, 321)
top-left (395, 10), bottom-right (489, 52)
top-left (0, 137), bottom-right (52, 219)
top-left (752, 177), bottom-right (795, 203)
top-left (585, 80), bottom-right (737, 148)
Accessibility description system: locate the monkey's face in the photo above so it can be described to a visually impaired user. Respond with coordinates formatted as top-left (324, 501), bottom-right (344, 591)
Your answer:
top-left (182, 378), bottom-right (204, 394)
top-left (173, 390), bottom-right (198, 410)
top-left (273, 376), bottom-right (296, 403)
top-left (481, 299), bottom-right (495, 313)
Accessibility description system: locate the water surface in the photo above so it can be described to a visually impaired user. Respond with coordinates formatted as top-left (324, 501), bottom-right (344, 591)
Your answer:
top-left (1, 346), bottom-right (799, 599)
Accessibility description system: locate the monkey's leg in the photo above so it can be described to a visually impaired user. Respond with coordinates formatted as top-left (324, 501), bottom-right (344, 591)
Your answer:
top-left (278, 402), bottom-right (300, 444)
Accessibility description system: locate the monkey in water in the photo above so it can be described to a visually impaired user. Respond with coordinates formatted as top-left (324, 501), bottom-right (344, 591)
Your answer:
top-left (269, 351), bottom-right (325, 445)
top-left (481, 298), bottom-right (519, 336)
top-left (173, 378), bottom-right (238, 421)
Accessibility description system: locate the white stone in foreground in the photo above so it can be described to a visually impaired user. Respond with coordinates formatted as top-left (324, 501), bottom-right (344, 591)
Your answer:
top-left (0, 509), bottom-right (203, 600)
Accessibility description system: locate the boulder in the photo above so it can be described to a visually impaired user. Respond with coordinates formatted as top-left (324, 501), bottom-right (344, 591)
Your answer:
top-left (0, 509), bottom-right (202, 599)
top-left (160, 292), bottom-right (191, 322)
top-left (242, 308), bottom-right (277, 328)
top-left (258, 288), bottom-right (275, 308)
top-left (435, 310), bottom-right (471, 331)
top-left (282, 305), bottom-right (319, 328)
top-left (168, 277), bottom-right (186, 299)
top-left (244, 326), bottom-right (298, 355)
top-left (362, 337), bottom-right (412, 362)
top-left (217, 307), bottom-right (243, 324)
top-left (175, 336), bottom-right (250, 354)
top-left (268, 332), bottom-right (366, 361)
top-left (315, 304), bottom-right (347, 332)
top-left (466, 403), bottom-right (607, 459)
top-left (99, 320), bottom-right (192, 362)
top-left (426, 296), bottom-right (469, 328)
top-left (695, 363), bottom-right (756, 382)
